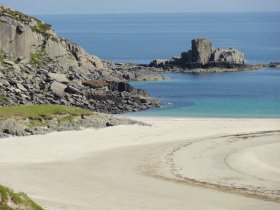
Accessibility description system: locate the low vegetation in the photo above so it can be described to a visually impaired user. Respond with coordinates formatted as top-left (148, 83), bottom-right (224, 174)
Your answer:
top-left (0, 50), bottom-right (4, 63)
top-left (0, 184), bottom-right (44, 210)
top-left (31, 22), bottom-right (52, 38)
top-left (0, 104), bottom-right (93, 120)
top-left (0, 92), bottom-right (7, 103)
top-left (29, 49), bottom-right (49, 67)
top-left (0, 105), bottom-right (97, 135)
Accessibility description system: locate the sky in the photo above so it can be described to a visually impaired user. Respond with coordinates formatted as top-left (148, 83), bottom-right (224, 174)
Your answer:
top-left (1, 0), bottom-right (280, 14)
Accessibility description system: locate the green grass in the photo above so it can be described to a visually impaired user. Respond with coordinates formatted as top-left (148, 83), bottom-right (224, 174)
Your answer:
top-left (31, 22), bottom-right (52, 38)
top-left (29, 49), bottom-right (49, 67)
top-left (57, 115), bottom-right (75, 127)
top-left (28, 120), bottom-right (49, 128)
top-left (0, 93), bottom-right (7, 103)
top-left (0, 105), bottom-right (93, 121)
top-left (0, 184), bottom-right (44, 210)
top-left (0, 50), bottom-right (4, 63)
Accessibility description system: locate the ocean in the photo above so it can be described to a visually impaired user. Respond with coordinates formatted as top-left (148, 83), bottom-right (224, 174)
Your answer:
top-left (38, 13), bottom-right (280, 117)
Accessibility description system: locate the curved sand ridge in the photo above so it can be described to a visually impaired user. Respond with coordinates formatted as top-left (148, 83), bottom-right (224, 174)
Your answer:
top-left (227, 141), bottom-right (280, 182)
top-left (166, 131), bottom-right (280, 201)
top-left (0, 117), bottom-right (279, 210)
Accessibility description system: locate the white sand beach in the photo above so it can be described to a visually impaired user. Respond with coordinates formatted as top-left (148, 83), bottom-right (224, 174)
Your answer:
top-left (0, 117), bottom-right (279, 210)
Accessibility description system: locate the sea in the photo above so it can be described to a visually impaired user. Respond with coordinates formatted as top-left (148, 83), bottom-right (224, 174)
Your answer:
top-left (37, 13), bottom-right (280, 117)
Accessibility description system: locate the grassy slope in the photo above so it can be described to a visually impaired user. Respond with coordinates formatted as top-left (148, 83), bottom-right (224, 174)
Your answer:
top-left (0, 104), bottom-right (99, 131)
top-left (0, 105), bottom-right (93, 120)
top-left (0, 184), bottom-right (44, 210)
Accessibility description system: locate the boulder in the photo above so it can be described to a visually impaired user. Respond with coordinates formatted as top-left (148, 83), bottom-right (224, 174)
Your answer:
top-left (82, 80), bottom-right (109, 89)
top-left (16, 83), bottom-right (27, 92)
top-left (50, 81), bottom-right (67, 99)
top-left (150, 59), bottom-right (168, 67)
top-left (210, 48), bottom-right (245, 64)
top-left (47, 73), bottom-right (69, 83)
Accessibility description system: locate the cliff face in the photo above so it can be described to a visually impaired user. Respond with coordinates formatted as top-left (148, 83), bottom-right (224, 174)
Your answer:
top-left (0, 5), bottom-right (105, 72)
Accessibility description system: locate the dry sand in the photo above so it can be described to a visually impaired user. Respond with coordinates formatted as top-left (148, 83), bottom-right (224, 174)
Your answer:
top-left (0, 117), bottom-right (279, 210)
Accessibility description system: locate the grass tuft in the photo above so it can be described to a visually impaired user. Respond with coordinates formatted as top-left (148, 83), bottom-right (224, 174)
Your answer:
top-left (0, 93), bottom-right (7, 103)
top-left (29, 49), bottom-right (49, 67)
top-left (0, 184), bottom-right (44, 210)
top-left (0, 50), bottom-right (4, 63)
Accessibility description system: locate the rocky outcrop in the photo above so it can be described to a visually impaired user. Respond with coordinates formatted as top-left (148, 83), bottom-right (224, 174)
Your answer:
top-left (150, 38), bottom-right (245, 69)
top-left (0, 5), bottom-right (105, 72)
top-left (269, 62), bottom-right (280, 68)
top-left (0, 62), bottom-right (160, 113)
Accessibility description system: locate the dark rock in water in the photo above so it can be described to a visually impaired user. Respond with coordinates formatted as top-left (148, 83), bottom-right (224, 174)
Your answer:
top-left (150, 38), bottom-right (245, 69)
top-left (269, 62), bottom-right (280, 68)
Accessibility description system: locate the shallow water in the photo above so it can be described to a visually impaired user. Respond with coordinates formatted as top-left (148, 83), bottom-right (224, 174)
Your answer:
top-left (129, 69), bottom-right (280, 117)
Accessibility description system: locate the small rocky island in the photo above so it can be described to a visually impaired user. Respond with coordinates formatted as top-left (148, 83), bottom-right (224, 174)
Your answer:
top-left (149, 38), bottom-right (279, 73)
top-left (151, 38), bottom-right (245, 68)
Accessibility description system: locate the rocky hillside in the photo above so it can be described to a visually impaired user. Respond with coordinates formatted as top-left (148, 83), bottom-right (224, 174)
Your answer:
top-left (0, 5), bottom-right (161, 113)
top-left (0, 5), bottom-right (104, 72)
top-left (150, 38), bottom-right (247, 69)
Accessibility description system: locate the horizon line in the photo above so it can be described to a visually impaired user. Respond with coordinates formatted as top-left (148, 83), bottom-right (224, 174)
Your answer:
top-left (30, 11), bottom-right (280, 15)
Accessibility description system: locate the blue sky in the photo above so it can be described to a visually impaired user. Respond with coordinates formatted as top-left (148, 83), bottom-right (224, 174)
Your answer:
top-left (1, 0), bottom-right (280, 14)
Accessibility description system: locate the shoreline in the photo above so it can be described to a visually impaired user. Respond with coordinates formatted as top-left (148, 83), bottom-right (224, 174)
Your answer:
top-left (0, 117), bottom-right (280, 209)
top-left (124, 114), bottom-right (280, 119)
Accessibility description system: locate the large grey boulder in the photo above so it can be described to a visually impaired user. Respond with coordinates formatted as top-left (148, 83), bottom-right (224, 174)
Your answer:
top-left (50, 81), bottom-right (67, 99)
top-left (47, 73), bottom-right (69, 83)
top-left (210, 48), bottom-right (245, 64)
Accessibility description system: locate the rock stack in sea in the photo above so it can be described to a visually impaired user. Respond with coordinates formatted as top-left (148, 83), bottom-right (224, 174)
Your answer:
top-left (0, 5), bottom-right (160, 113)
top-left (150, 38), bottom-right (246, 69)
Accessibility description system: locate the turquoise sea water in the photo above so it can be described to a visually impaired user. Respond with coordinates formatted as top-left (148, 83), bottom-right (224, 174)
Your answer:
top-left (38, 13), bottom-right (280, 117)
top-left (130, 69), bottom-right (280, 117)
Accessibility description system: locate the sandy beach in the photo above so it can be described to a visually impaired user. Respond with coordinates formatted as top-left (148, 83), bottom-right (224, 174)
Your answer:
top-left (0, 117), bottom-right (280, 210)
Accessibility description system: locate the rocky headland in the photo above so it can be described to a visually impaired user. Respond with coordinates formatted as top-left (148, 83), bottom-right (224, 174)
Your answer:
top-left (0, 5), bottom-right (162, 114)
